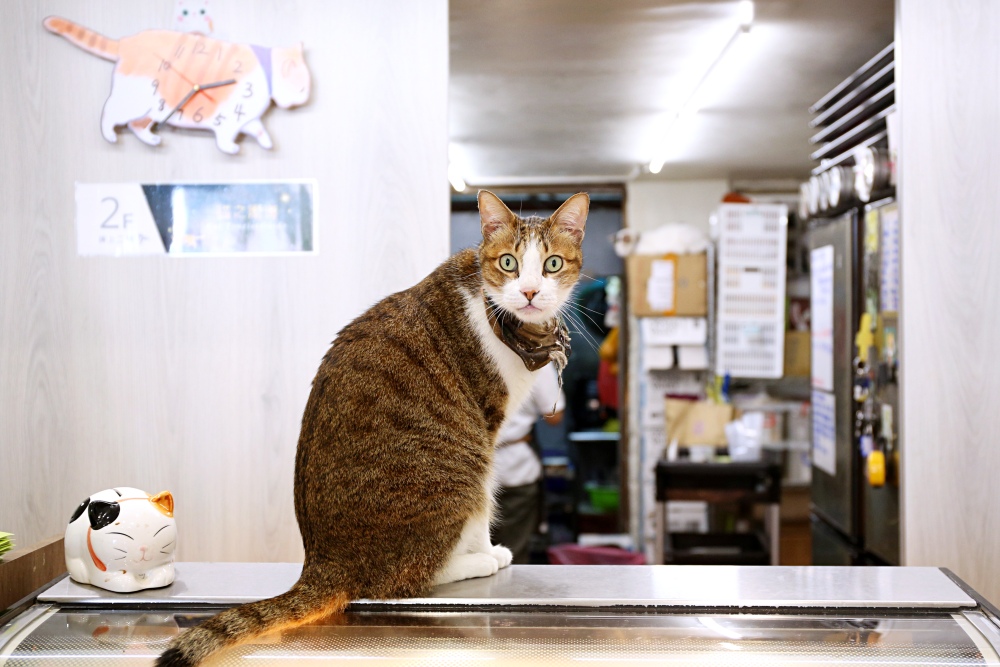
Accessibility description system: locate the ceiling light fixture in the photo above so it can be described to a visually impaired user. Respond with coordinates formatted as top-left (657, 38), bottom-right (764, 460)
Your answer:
top-left (648, 0), bottom-right (754, 174)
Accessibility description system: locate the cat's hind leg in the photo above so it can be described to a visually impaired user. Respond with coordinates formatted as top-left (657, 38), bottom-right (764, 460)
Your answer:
top-left (212, 127), bottom-right (241, 155)
top-left (127, 117), bottom-right (161, 146)
top-left (241, 119), bottom-right (273, 149)
top-left (101, 74), bottom-right (158, 144)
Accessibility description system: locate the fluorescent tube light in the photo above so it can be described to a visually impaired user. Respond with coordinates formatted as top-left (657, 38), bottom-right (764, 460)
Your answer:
top-left (448, 144), bottom-right (468, 192)
top-left (737, 0), bottom-right (754, 30)
top-left (648, 1), bottom-right (754, 173)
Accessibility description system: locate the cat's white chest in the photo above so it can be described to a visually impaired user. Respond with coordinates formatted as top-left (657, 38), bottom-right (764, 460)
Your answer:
top-left (464, 295), bottom-right (537, 418)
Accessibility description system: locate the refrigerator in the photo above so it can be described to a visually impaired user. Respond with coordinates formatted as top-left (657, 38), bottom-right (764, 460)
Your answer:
top-left (809, 198), bottom-right (900, 565)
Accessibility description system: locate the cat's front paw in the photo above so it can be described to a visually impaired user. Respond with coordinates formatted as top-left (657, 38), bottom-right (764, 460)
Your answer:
top-left (491, 545), bottom-right (513, 569)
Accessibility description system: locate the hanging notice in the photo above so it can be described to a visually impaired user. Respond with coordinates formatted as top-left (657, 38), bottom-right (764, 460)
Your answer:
top-left (646, 258), bottom-right (676, 312)
top-left (810, 245), bottom-right (835, 391)
top-left (75, 181), bottom-right (316, 257)
top-left (880, 204), bottom-right (900, 313)
top-left (812, 390), bottom-right (836, 476)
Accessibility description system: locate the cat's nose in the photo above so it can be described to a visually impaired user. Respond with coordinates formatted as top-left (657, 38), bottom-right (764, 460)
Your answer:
top-left (522, 289), bottom-right (538, 302)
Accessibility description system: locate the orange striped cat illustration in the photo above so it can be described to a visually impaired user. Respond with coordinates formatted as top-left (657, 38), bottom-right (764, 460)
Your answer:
top-left (43, 16), bottom-right (311, 154)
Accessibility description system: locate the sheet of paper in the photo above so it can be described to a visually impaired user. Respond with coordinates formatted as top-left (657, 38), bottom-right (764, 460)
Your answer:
top-left (646, 258), bottom-right (675, 312)
top-left (880, 204), bottom-right (900, 312)
top-left (811, 390), bottom-right (836, 476)
top-left (810, 245), bottom-right (835, 391)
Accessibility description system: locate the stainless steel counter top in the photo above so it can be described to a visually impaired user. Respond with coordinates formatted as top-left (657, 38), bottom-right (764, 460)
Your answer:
top-left (37, 563), bottom-right (976, 609)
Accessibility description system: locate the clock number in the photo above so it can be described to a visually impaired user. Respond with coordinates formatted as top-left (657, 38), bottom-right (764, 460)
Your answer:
top-left (176, 108), bottom-right (184, 120)
top-left (193, 107), bottom-right (204, 123)
top-left (159, 59), bottom-right (172, 72)
top-left (100, 197), bottom-right (119, 229)
top-left (233, 104), bottom-right (246, 121)
top-left (233, 60), bottom-right (243, 74)
top-left (193, 41), bottom-right (207, 57)
top-left (243, 82), bottom-right (253, 98)
top-left (158, 98), bottom-right (166, 112)
top-left (215, 46), bottom-right (223, 61)
top-left (214, 114), bottom-right (226, 126)
top-left (174, 44), bottom-right (185, 58)
top-left (152, 79), bottom-right (159, 93)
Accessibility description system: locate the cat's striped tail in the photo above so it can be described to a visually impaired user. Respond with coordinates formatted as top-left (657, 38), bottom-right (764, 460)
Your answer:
top-left (43, 16), bottom-right (119, 62)
top-left (156, 567), bottom-right (350, 666)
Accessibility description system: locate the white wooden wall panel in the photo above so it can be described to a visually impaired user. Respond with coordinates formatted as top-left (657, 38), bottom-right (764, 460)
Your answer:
top-left (897, 0), bottom-right (1000, 603)
top-left (0, 0), bottom-right (449, 562)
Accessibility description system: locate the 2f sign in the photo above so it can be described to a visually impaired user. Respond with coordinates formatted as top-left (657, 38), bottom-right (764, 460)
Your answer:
top-left (75, 183), bottom-right (166, 256)
top-left (100, 196), bottom-right (133, 230)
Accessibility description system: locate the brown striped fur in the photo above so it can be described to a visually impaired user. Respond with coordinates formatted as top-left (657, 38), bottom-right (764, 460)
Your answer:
top-left (157, 192), bottom-right (588, 666)
top-left (43, 16), bottom-right (119, 61)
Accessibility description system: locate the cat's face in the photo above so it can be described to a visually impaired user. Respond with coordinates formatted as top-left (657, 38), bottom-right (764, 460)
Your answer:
top-left (272, 44), bottom-right (311, 109)
top-left (478, 191), bottom-right (588, 325)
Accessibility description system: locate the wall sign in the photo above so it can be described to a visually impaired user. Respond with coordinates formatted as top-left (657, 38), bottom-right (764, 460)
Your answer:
top-left (812, 390), bottom-right (837, 477)
top-left (810, 245), bottom-right (835, 391)
top-left (75, 181), bottom-right (316, 257)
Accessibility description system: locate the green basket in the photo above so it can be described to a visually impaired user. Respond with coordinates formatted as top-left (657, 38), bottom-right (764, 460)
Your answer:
top-left (585, 484), bottom-right (620, 512)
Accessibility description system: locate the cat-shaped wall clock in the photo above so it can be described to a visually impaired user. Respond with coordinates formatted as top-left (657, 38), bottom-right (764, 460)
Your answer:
top-left (65, 487), bottom-right (177, 593)
top-left (43, 16), bottom-right (311, 154)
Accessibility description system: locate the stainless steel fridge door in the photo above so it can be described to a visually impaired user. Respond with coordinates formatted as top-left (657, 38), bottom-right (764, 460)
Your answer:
top-left (860, 200), bottom-right (901, 565)
top-left (810, 212), bottom-right (860, 540)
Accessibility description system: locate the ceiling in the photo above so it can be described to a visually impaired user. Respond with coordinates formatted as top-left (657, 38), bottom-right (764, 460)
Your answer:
top-left (449, 0), bottom-right (894, 187)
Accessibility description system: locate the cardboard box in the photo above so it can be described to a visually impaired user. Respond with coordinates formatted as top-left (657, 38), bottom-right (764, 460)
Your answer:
top-left (665, 398), bottom-right (734, 446)
top-left (784, 330), bottom-right (811, 377)
top-left (628, 253), bottom-right (708, 317)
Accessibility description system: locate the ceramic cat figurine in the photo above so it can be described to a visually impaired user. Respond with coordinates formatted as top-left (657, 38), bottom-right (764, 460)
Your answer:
top-left (65, 487), bottom-right (177, 593)
top-left (157, 191), bottom-right (589, 666)
top-left (43, 16), bottom-right (310, 154)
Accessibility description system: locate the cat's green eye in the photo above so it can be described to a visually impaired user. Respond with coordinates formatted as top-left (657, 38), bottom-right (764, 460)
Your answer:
top-left (545, 255), bottom-right (564, 272)
top-left (499, 254), bottom-right (518, 272)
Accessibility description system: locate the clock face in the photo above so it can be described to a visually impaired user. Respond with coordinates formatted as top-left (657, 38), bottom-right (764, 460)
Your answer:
top-left (43, 16), bottom-right (311, 154)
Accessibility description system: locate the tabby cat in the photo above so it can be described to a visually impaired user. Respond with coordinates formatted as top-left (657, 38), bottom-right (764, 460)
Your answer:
top-left (157, 191), bottom-right (589, 666)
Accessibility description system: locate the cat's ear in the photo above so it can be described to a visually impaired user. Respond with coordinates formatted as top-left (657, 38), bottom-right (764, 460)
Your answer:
top-left (550, 193), bottom-right (589, 242)
top-left (150, 491), bottom-right (175, 518)
top-left (88, 500), bottom-right (121, 530)
top-left (478, 190), bottom-right (516, 240)
top-left (69, 498), bottom-right (90, 524)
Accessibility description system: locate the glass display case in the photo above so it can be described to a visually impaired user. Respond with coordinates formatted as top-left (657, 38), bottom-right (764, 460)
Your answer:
top-left (2, 564), bottom-right (998, 666)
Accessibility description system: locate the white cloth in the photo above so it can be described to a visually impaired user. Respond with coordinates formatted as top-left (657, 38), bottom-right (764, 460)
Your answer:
top-left (494, 364), bottom-right (566, 488)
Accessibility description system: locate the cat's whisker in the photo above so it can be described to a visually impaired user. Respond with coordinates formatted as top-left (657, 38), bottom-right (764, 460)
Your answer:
top-left (565, 311), bottom-right (603, 348)
top-left (562, 314), bottom-right (601, 353)
top-left (575, 304), bottom-right (606, 316)
top-left (573, 307), bottom-right (607, 332)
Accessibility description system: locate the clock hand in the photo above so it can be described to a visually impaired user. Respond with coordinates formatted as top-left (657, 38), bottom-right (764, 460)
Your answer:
top-left (196, 79), bottom-right (236, 91)
top-left (161, 88), bottom-right (198, 124)
top-left (160, 80), bottom-right (237, 125)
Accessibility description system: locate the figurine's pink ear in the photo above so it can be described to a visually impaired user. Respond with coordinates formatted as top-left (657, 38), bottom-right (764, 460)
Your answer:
top-left (150, 491), bottom-right (174, 517)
